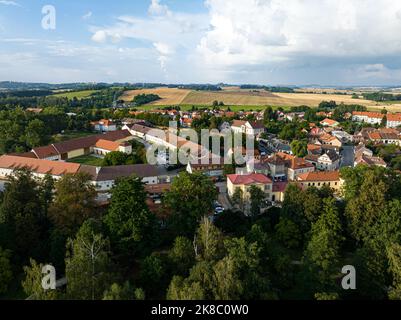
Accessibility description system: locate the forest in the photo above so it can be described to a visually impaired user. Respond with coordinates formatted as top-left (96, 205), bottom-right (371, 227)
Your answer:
top-left (1, 167), bottom-right (401, 300)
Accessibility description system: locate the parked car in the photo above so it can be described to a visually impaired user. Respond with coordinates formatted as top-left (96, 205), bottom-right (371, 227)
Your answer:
top-left (214, 207), bottom-right (225, 215)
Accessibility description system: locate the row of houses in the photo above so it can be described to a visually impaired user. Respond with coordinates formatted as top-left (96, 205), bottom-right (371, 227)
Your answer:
top-left (354, 127), bottom-right (401, 146)
top-left (352, 111), bottom-right (401, 128)
top-left (226, 170), bottom-right (343, 205)
top-left (21, 130), bottom-right (134, 161)
top-left (0, 154), bottom-right (175, 200)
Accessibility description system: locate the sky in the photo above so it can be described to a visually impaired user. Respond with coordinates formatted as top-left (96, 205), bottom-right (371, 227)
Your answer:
top-left (2, 0), bottom-right (401, 86)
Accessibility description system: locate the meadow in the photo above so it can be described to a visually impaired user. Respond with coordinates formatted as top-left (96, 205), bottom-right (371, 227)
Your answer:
top-left (52, 90), bottom-right (97, 99)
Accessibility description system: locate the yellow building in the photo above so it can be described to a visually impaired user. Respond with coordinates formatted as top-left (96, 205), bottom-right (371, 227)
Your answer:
top-left (227, 173), bottom-right (273, 200)
top-left (296, 171), bottom-right (343, 193)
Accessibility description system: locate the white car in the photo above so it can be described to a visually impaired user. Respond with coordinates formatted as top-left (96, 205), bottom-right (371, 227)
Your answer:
top-left (214, 207), bottom-right (225, 215)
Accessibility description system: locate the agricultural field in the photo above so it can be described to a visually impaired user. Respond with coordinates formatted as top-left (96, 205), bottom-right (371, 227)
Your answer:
top-left (119, 86), bottom-right (401, 112)
top-left (120, 87), bottom-right (191, 105)
top-left (52, 90), bottom-right (97, 99)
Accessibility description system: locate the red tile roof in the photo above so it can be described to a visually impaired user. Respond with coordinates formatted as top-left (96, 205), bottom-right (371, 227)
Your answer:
top-left (387, 114), bottom-right (401, 122)
top-left (0, 155), bottom-right (81, 176)
top-left (95, 139), bottom-right (120, 151)
top-left (32, 145), bottom-right (59, 159)
top-left (352, 111), bottom-right (384, 119)
top-left (320, 118), bottom-right (339, 126)
top-left (297, 171), bottom-right (340, 182)
top-left (227, 173), bottom-right (272, 185)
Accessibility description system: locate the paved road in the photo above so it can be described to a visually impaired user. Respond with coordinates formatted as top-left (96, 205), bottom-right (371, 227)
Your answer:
top-left (341, 145), bottom-right (355, 168)
top-left (218, 193), bottom-right (233, 210)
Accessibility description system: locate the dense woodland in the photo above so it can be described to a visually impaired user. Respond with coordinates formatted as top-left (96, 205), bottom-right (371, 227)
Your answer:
top-left (1, 167), bottom-right (401, 300)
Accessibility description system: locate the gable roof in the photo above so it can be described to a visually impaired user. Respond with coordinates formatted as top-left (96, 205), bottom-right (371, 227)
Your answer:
top-left (387, 114), bottom-right (401, 122)
top-left (0, 155), bottom-right (81, 176)
top-left (95, 139), bottom-right (121, 151)
top-left (227, 173), bottom-right (272, 185)
top-left (52, 130), bottom-right (131, 155)
top-left (32, 145), bottom-right (59, 159)
top-left (231, 120), bottom-right (247, 128)
top-left (248, 121), bottom-right (265, 129)
top-left (297, 171), bottom-right (340, 182)
top-left (352, 111), bottom-right (385, 119)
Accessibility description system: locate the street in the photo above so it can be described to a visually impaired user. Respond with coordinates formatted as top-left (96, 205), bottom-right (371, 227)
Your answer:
top-left (341, 145), bottom-right (355, 168)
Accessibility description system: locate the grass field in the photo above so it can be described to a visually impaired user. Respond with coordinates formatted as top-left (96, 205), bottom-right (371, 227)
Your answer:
top-left (53, 131), bottom-right (95, 142)
top-left (67, 154), bottom-right (104, 166)
top-left (52, 90), bottom-right (97, 99)
top-left (119, 87), bottom-right (401, 112)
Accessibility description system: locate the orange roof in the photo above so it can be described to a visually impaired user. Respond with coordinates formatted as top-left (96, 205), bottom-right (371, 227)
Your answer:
top-left (368, 132), bottom-right (382, 140)
top-left (387, 114), bottom-right (401, 122)
top-left (297, 171), bottom-right (340, 182)
top-left (276, 152), bottom-right (295, 161)
top-left (320, 118), bottom-right (339, 126)
top-left (307, 144), bottom-right (322, 151)
top-left (227, 173), bottom-right (272, 185)
top-left (0, 155), bottom-right (81, 176)
top-left (95, 139), bottom-right (120, 151)
top-left (352, 111), bottom-right (384, 119)
top-left (289, 157), bottom-right (315, 170)
top-left (92, 119), bottom-right (114, 126)
top-left (231, 120), bottom-right (247, 127)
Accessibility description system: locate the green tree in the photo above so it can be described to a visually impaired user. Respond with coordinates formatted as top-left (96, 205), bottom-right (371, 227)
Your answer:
top-left (22, 259), bottom-right (58, 300)
top-left (164, 172), bottom-right (218, 237)
top-left (104, 176), bottom-right (158, 259)
top-left (345, 170), bottom-right (388, 242)
top-left (0, 169), bottom-right (44, 262)
top-left (249, 185), bottom-right (265, 218)
top-left (65, 219), bottom-right (115, 300)
top-left (304, 198), bottom-right (343, 285)
top-left (275, 217), bottom-right (302, 249)
top-left (166, 276), bottom-right (205, 300)
top-left (102, 151), bottom-right (129, 166)
top-left (0, 247), bottom-right (12, 295)
top-left (387, 243), bottom-right (401, 300)
top-left (231, 187), bottom-right (244, 211)
top-left (49, 173), bottom-right (97, 238)
top-left (168, 236), bottom-right (196, 276)
top-left (290, 140), bottom-right (308, 157)
top-left (263, 106), bottom-right (276, 123)
top-left (102, 282), bottom-right (145, 300)
top-left (139, 255), bottom-right (167, 299)
top-left (195, 217), bottom-right (224, 262)
top-left (25, 119), bottom-right (50, 148)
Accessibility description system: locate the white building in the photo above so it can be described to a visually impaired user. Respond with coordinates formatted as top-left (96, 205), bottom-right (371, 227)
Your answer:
top-left (317, 150), bottom-right (340, 171)
top-left (231, 120), bottom-right (265, 136)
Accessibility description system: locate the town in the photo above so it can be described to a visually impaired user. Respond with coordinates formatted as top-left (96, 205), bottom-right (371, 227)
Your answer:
top-left (2, 0), bottom-right (401, 311)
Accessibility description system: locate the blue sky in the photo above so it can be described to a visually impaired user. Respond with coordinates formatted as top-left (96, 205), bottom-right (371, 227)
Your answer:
top-left (2, 0), bottom-right (401, 85)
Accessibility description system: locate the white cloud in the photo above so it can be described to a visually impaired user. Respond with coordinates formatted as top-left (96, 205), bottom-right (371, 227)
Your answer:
top-left (91, 30), bottom-right (107, 43)
top-left (148, 0), bottom-right (170, 16)
top-left (82, 11), bottom-right (92, 20)
top-left (198, 0), bottom-right (401, 74)
top-left (0, 1), bottom-right (21, 6)
top-left (89, 0), bottom-right (208, 75)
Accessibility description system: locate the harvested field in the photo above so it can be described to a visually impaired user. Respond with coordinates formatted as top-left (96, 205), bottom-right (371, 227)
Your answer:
top-left (181, 90), bottom-right (377, 107)
top-left (120, 87), bottom-right (191, 105)
top-left (119, 87), bottom-right (401, 112)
